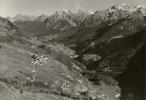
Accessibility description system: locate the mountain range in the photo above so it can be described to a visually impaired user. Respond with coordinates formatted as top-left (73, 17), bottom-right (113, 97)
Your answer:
top-left (0, 4), bottom-right (145, 100)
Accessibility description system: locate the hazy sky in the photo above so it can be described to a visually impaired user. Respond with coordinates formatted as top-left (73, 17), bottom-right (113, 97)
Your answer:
top-left (0, 0), bottom-right (145, 17)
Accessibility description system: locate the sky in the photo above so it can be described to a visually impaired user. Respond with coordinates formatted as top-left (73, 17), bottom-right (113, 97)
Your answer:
top-left (0, 0), bottom-right (146, 17)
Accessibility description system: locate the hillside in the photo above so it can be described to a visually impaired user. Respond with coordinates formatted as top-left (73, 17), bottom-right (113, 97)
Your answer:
top-left (0, 17), bottom-right (121, 100)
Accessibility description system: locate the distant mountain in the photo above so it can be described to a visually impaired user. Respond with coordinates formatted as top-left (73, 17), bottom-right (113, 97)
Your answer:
top-left (11, 5), bottom-right (145, 37)
top-left (7, 14), bottom-right (38, 22)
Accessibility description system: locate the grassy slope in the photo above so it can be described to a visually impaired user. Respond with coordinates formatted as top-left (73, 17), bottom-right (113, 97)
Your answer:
top-left (0, 42), bottom-right (120, 100)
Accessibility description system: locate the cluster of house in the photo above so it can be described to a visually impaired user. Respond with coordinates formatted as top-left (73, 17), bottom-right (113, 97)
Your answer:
top-left (30, 53), bottom-right (48, 66)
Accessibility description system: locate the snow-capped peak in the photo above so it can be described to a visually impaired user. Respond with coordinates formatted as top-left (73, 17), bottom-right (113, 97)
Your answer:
top-left (87, 10), bottom-right (95, 15)
top-left (117, 3), bottom-right (129, 10)
top-left (136, 5), bottom-right (146, 15)
top-left (137, 5), bottom-right (145, 9)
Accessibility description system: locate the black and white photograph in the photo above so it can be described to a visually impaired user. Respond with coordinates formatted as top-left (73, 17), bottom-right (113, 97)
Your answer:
top-left (0, 0), bottom-right (145, 100)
